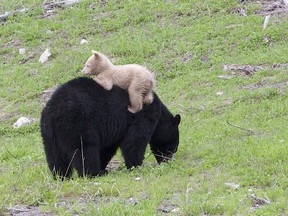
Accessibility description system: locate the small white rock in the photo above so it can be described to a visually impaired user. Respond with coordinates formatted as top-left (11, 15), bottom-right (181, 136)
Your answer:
top-left (217, 75), bottom-right (231, 80)
top-left (39, 48), bottom-right (52, 63)
top-left (13, 117), bottom-right (32, 128)
top-left (216, 91), bottom-right (224, 96)
top-left (80, 39), bottom-right (88, 45)
top-left (19, 48), bottom-right (26, 55)
top-left (171, 207), bottom-right (180, 213)
top-left (46, 30), bottom-right (53, 35)
top-left (135, 177), bottom-right (141, 181)
top-left (248, 189), bottom-right (254, 193)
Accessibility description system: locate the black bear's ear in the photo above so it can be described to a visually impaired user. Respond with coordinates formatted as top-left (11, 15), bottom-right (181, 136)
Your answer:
top-left (173, 114), bottom-right (181, 125)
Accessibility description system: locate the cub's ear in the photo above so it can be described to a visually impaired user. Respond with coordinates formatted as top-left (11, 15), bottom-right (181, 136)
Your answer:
top-left (91, 50), bottom-right (100, 58)
top-left (173, 114), bottom-right (181, 125)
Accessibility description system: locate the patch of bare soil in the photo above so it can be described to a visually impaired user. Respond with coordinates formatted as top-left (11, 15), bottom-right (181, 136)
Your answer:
top-left (157, 203), bottom-right (180, 214)
top-left (223, 64), bottom-right (264, 77)
top-left (106, 159), bottom-right (122, 171)
top-left (6, 205), bottom-right (54, 216)
top-left (219, 63), bottom-right (288, 91)
top-left (2, 39), bottom-right (22, 48)
top-left (241, 80), bottom-right (287, 91)
top-left (255, 0), bottom-right (288, 16)
top-left (0, 99), bottom-right (16, 122)
top-left (42, 87), bottom-right (57, 102)
top-left (182, 52), bottom-right (194, 63)
top-left (220, 63), bottom-right (288, 78)
top-left (234, 0), bottom-right (288, 18)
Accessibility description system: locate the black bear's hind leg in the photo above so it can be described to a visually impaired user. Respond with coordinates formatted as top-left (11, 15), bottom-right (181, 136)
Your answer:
top-left (44, 140), bottom-right (73, 180)
top-left (73, 144), bottom-right (102, 177)
top-left (51, 154), bottom-right (73, 180)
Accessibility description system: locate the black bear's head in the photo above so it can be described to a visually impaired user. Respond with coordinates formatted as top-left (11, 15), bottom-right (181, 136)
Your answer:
top-left (150, 114), bottom-right (181, 163)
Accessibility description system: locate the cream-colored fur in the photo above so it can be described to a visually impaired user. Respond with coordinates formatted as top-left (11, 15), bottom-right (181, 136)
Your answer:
top-left (82, 50), bottom-right (156, 113)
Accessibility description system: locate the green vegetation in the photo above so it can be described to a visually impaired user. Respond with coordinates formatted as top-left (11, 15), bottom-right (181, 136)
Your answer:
top-left (1, 0), bottom-right (287, 215)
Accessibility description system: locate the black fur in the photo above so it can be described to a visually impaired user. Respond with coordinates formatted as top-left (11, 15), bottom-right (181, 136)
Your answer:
top-left (40, 77), bottom-right (181, 178)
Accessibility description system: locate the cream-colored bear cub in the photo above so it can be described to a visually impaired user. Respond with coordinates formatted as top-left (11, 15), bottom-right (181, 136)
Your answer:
top-left (82, 50), bottom-right (156, 113)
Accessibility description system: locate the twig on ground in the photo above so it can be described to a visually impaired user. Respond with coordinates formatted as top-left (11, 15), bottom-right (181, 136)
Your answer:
top-left (226, 120), bottom-right (256, 134)
top-left (177, 104), bottom-right (203, 112)
top-left (0, 12), bottom-right (11, 21)
top-left (3, 143), bottom-right (17, 159)
top-left (0, 9), bottom-right (27, 21)
top-left (248, 189), bottom-right (271, 206)
top-left (43, 0), bottom-right (81, 10)
top-left (263, 15), bottom-right (271, 29)
top-left (251, 194), bottom-right (271, 205)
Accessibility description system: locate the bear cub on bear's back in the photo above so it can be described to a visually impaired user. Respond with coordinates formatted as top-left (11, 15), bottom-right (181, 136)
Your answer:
top-left (82, 50), bottom-right (156, 113)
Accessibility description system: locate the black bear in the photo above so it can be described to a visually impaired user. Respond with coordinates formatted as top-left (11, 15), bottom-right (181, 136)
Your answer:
top-left (40, 77), bottom-right (181, 179)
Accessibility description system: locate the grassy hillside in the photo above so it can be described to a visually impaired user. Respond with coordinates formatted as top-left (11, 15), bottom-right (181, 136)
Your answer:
top-left (1, 0), bottom-right (287, 215)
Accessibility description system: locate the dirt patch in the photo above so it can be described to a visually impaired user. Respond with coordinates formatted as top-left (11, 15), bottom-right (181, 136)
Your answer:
top-left (2, 39), bottom-right (22, 48)
top-left (19, 53), bottom-right (36, 64)
top-left (106, 159), bottom-right (122, 171)
top-left (220, 64), bottom-right (288, 91)
top-left (0, 113), bottom-right (13, 122)
top-left (223, 64), bottom-right (264, 77)
top-left (42, 86), bottom-right (58, 102)
top-left (182, 52), bottom-right (194, 63)
top-left (220, 63), bottom-right (288, 78)
top-left (255, 0), bottom-right (288, 16)
top-left (0, 98), bottom-right (17, 122)
top-left (234, 1), bottom-right (288, 18)
top-left (157, 203), bottom-right (180, 214)
top-left (241, 80), bottom-right (287, 90)
top-left (6, 205), bottom-right (54, 216)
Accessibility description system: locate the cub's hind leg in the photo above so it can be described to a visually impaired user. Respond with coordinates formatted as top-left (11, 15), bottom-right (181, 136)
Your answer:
top-left (127, 82), bottom-right (144, 113)
top-left (128, 92), bottom-right (143, 113)
top-left (142, 79), bottom-right (154, 104)
top-left (143, 90), bottom-right (154, 104)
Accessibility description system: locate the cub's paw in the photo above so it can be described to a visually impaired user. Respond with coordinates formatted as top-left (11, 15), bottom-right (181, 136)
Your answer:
top-left (143, 94), bottom-right (153, 104)
top-left (128, 106), bottom-right (138, 113)
top-left (103, 85), bottom-right (113, 91)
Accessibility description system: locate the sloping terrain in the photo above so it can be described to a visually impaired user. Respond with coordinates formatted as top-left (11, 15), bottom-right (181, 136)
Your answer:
top-left (0, 0), bottom-right (287, 215)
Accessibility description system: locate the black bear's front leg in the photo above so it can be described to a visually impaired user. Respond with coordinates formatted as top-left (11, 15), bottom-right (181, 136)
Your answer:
top-left (121, 137), bottom-right (148, 169)
top-left (100, 144), bottom-right (119, 171)
top-left (120, 117), bottom-right (154, 168)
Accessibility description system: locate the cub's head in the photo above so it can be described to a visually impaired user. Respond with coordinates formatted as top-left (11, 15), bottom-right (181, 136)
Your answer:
top-left (82, 50), bottom-right (113, 76)
top-left (150, 114), bottom-right (181, 164)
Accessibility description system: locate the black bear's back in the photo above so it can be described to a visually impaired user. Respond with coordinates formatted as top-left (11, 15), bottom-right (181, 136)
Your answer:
top-left (41, 77), bottom-right (131, 152)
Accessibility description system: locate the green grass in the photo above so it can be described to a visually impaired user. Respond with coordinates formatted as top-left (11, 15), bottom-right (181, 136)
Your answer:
top-left (1, 0), bottom-right (288, 215)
